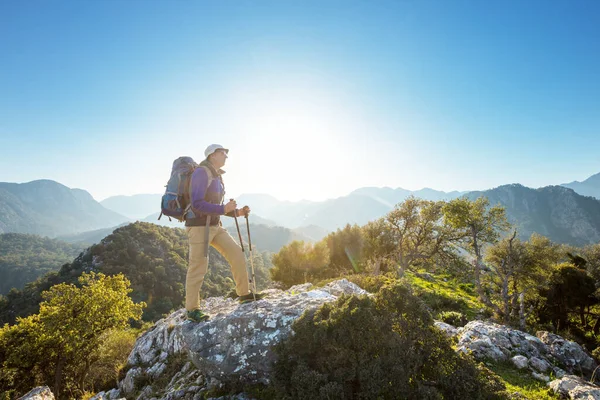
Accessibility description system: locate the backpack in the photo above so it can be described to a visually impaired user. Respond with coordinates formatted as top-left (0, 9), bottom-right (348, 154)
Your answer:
top-left (158, 157), bottom-right (215, 222)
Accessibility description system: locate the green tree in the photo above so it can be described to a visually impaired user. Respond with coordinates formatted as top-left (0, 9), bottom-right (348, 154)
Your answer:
top-left (362, 218), bottom-right (396, 275)
top-left (484, 230), bottom-right (529, 324)
top-left (0, 272), bottom-right (145, 399)
top-left (271, 241), bottom-right (330, 288)
top-left (366, 196), bottom-right (460, 276)
top-left (538, 263), bottom-right (597, 331)
top-left (325, 224), bottom-right (364, 274)
top-left (443, 196), bottom-right (510, 306)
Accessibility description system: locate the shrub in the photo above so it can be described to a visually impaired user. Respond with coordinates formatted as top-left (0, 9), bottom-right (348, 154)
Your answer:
top-left (271, 283), bottom-right (508, 399)
top-left (439, 311), bottom-right (468, 327)
top-left (344, 273), bottom-right (397, 293)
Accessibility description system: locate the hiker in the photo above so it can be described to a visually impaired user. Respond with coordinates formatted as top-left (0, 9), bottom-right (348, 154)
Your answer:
top-left (184, 144), bottom-right (263, 322)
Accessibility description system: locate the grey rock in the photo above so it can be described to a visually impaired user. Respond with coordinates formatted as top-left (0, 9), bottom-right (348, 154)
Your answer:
top-left (531, 372), bottom-right (550, 382)
top-left (125, 279), bottom-right (366, 387)
top-left (537, 331), bottom-right (597, 376)
top-left (89, 388), bottom-right (123, 400)
top-left (529, 356), bottom-right (552, 373)
top-left (120, 367), bottom-right (143, 395)
top-left (136, 385), bottom-right (154, 400)
top-left (549, 375), bottom-right (600, 399)
top-left (553, 367), bottom-right (567, 379)
top-left (17, 387), bottom-right (54, 400)
top-left (511, 355), bottom-right (528, 369)
top-left (434, 321), bottom-right (459, 338)
top-left (148, 362), bottom-right (167, 379)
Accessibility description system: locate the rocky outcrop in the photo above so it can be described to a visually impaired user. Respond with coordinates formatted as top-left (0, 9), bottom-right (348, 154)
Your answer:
top-left (454, 320), bottom-right (598, 381)
top-left (116, 279), bottom-right (367, 399)
top-left (445, 320), bottom-right (600, 398)
top-left (17, 386), bottom-right (54, 400)
top-left (549, 375), bottom-right (600, 399)
top-left (21, 282), bottom-right (600, 400)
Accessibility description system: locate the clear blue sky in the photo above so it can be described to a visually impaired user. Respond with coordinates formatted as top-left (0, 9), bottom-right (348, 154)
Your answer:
top-left (1, 0), bottom-right (599, 201)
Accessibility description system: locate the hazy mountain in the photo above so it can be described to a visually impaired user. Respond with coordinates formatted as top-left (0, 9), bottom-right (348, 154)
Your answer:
top-left (466, 184), bottom-right (600, 246)
top-left (350, 187), bottom-right (466, 206)
top-left (98, 188), bottom-right (466, 234)
top-left (0, 180), bottom-right (130, 237)
top-left (56, 223), bottom-right (129, 245)
top-left (237, 188), bottom-right (466, 231)
top-left (562, 172), bottom-right (600, 200)
top-left (224, 223), bottom-right (314, 253)
top-left (100, 193), bottom-right (162, 219)
top-left (142, 211), bottom-right (278, 229)
top-left (293, 224), bottom-right (330, 241)
top-left (140, 211), bottom-right (317, 251)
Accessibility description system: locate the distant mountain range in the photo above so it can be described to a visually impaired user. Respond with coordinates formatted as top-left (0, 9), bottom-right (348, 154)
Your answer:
top-left (100, 194), bottom-right (161, 220)
top-left (0, 180), bottom-right (130, 237)
top-left (466, 184), bottom-right (600, 246)
top-left (562, 172), bottom-right (600, 201)
top-left (3, 172), bottom-right (600, 246)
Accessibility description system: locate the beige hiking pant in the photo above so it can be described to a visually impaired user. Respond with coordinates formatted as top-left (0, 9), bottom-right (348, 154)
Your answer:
top-left (185, 225), bottom-right (250, 311)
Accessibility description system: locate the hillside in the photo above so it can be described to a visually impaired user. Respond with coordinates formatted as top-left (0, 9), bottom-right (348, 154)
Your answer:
top-left (467, 184), bottom-right (600, 245)
top-left (0, 222), bottom-right (272, 325)
top-left (0, 180), bottom-right (130, 237)
top-left (0, 233), bottom-right (84, 295)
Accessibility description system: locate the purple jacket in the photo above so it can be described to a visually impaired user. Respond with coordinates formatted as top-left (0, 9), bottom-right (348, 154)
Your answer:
top-left (185, 162), bottom-right (226, 226)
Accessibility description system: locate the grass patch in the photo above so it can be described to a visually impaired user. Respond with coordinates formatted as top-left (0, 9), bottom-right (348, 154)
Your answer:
top-left (405, 271), bottom-right (485, 320)
top-left (487, 361), bottom-right (559, 399)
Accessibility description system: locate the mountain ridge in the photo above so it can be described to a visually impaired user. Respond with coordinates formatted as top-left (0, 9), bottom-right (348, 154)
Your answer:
top-left (0, 180), bottom-right (130, 237)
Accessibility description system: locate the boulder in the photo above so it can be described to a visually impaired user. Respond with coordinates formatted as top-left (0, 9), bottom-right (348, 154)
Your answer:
top-left (17, 387), bottom-right (54, 400)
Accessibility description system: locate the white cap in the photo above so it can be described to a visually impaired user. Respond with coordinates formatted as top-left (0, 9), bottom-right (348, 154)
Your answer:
top-left (204, 144), bottom-right (229, 158)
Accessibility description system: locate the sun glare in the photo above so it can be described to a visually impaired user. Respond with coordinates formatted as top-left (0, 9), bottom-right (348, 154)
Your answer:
top-left (223, 87), bottom-right (357, 201)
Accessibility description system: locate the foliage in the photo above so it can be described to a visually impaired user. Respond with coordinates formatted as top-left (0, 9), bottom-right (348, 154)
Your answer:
top-left (325, 224), bottom-right (364, 274)
top-left (537, 263), bottom-right (597, 331)
top-left (270, 240), bottom-right (330, 288)
top-left (439, 311), bottom-right (468, 327)
top-left (405, 271), bottom-right (485, 320)
top-left (486, 361), bottom-right (559, 399)
top-left (271, 283), bottom-right (508, 399)
top-left (84, 329), bottom-right (138, 393)
top-left (0, 272), bottom-right (145, 399)
top-left (443, 196), bottom-right (511, 306)
top-left (365, 196), bottom-right (460, 275)
top-left (0, 222), bottom-right (273, 324)
top-left (344, 273), bottom-right (398, 293)
top-left (0, 233), bottom-right (83, 295)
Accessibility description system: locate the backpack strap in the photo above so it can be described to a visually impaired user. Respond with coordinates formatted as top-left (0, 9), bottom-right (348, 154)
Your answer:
top-left (199, 165), bottom-right (215, 191)
top-left (184, 165), bottom-right (215, 217)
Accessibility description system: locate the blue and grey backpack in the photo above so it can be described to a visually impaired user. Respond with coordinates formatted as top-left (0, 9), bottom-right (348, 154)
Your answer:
top-left (159, 157), bottom-right (215, 222)
top-left (158, 157), bottom-right (198, 222)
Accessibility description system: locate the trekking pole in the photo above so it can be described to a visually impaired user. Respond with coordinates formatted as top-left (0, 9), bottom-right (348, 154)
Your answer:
top-left (245, 213), bottom-right (257, 300)
top-left (231, 199), bottom-right (244, 252)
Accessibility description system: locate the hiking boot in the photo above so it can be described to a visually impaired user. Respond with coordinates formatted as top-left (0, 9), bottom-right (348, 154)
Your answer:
top-left (238, 292), bottom-right (265, 304)
top-left (187, 309), bottom-right (210, 322)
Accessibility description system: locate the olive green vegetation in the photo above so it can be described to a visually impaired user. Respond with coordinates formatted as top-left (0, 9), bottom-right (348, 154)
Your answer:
top-left (0, 272), bottom-right (145, 399)
top-left (268, 196), bottom-right (600, 399)
top-left (486, 361), bottom-right (559, 399)
top-left (0, 233), bottom-right (84, 295)
top-left (0, 222), bottom-right (272, 325)
top-left (270, 284), bottom-right (508, 399)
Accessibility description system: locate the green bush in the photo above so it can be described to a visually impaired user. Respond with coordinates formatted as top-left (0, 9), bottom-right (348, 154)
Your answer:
top-left (439, 311), bottom-right (468, 327)
top-left (271, 283), bottom-right (508, 399)
top-left (417, 290), bottom-right (468, 313)
top-left (344, 273), bottom-right (397, 293)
